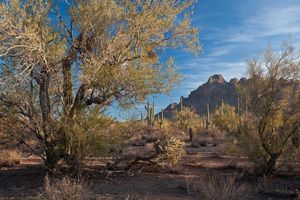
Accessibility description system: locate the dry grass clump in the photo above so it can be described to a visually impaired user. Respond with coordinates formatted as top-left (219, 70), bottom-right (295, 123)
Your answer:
top-left (43, 175), bottom-right (94, 200)
top-left (0, 149), bottom-right (22, 167)
top-left (186, 173), bottom-right (246, 200)
top-left (217, 137), bottom-right (240, 156)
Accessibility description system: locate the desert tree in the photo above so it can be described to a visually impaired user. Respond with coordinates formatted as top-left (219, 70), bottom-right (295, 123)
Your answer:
top-left (239, 43), bottom-right (300, 176)
top-left (0, 0), bottom-right (201, 168)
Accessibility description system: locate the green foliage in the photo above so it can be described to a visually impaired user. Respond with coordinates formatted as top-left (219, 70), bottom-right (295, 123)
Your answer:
top-left (0, 0), bottom-right (201, 169)
top-left (158, 137), bottom-right (185, 166)
top-left (213, 103), bottom-right (239, 133)
top-left (238, 119), bottom-right (271, 174)
top-left (174, 107), bottom-right (201, 132)
top-left (238, 43), bottom-right (300, 176)
top-left (60, 109), bottom-right (141, 168)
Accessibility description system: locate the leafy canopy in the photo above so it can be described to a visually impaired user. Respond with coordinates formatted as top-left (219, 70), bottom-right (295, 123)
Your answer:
top-left (0, 0), bottom-right (201, 167)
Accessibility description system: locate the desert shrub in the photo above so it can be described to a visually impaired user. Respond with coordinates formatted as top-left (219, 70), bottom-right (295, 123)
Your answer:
top-left (57, 110), bottom-right (144, 171)
top-left (0, 149), bottom-right (21, 167)
top-left (198, 126), bottom-right (224, 138)
top-left (158, 137), bottom-right (185, 166)
top-left (43, 175), bottom-right (93, 200)
top-left (190, 126), bottom-right (225, 147)
top-left (213, 103), bottom-right (240, 134)
top-left (148, 130), bottom-right (186, 167)
top-left (107, 119), bottom-right (147, 155)
top-left (186, 173), bottom-right (246, 200)
top-left (173, 108), bottom-right (202, 133)
top-left (109, 134), bottom-right (185, 171)
top-left (156, 119), bottom-right (173, 134)
top-left (217, 136), bottom-right (240, 156)
top-left (57, 110), bottom-right (115, 170)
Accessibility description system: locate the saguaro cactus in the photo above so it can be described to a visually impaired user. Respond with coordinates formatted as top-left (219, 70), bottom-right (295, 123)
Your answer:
top-left (237, 98), bottom-right (241, 124)
top-left (158, 108), bottom-right (164, 129)
top-left (245, 97), bottom-right (248, 121)
top-left (237, 98), bottom-right (240, 116)
top-left (152, 101), bottom-right (155, 121)
top-left (206, 103), bottom-right (210, 129)
top-left (145, 101), bottom-right (155, 126)
top-left (221, 99), bottom-right (224, 119)
top-left (180, 96), bottom-right (183, 111)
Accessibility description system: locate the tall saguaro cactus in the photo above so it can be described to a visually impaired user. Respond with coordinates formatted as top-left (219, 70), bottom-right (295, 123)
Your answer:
top-left (206, 103), bottom-right (210, 129)
top-left (237, 98), bottom-right (241, 124)
top-left (180, 96), bottom-right (183, 111)
top-left (245, 97), bottom-right (248, 121)
top-left (221, 99), bottom-right (224, 119)
top-left (145, 101), bottom-right (155, 126)
top-left (237, 97), bottom-right (240, 116)
top-left (152, 101), bottom-right (155, 121)
top-left (158, 108), bottom-right (164, 129)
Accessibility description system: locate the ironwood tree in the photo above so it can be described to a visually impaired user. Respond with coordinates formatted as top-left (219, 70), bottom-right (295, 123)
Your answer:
top-left (239, 43), bottom-right (300, 176)
top-left (0, 0), bottom-right (201, 168)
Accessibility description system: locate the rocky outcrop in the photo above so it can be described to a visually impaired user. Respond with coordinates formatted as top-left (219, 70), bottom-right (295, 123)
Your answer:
top-left (159, 74), bottom-right (245, 118)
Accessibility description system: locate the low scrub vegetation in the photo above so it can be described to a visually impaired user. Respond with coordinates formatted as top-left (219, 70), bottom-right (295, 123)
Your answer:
top-left (42, 175), bottom-right (93, 200)
top-left (186, 173), bottom-right (247, 200)
top-left (0, 149), bottom-right (21, 167)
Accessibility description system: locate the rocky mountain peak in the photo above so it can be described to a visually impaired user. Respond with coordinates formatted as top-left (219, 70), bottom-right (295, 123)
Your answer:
top-left (208, 74), bottom-right (225, 84)
top-left (230, 78), bottom-right (238, 85)
top-left (157, 74), bottom-right (245, 119)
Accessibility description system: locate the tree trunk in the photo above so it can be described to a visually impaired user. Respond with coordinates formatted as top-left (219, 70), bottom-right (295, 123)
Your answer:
top-left (264, 153), bottom-right (280, 176)
top-left (62, 58), bottom-right (74, 115)
top-left (39, 70), bottom-right (62, 168)
top-left (39, 70), bottom-right (52, 142)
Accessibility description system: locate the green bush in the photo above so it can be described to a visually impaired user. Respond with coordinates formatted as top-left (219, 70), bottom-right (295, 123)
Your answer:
top-left (213, 103), bottom-right (239, 134)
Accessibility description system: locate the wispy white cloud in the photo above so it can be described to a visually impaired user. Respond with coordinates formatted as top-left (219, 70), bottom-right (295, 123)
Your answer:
top-left (224, 2), bottom-right (300, 43)
top-left (110, 0), bottom-right (300, 118)
top-left (179, 0), bottom-right (300, 93)
top-left (206, 44), bottom-right (235, 57)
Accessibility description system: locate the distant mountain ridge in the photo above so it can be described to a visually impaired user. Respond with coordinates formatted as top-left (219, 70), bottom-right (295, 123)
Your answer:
top-left (158, 74), bottom-right (246, 119)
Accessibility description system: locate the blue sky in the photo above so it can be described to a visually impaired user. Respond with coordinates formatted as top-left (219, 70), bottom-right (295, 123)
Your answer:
top-left (1, 0), bottom-right (299, 119)
top-left (111, 0), bottom-right (300, 119)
